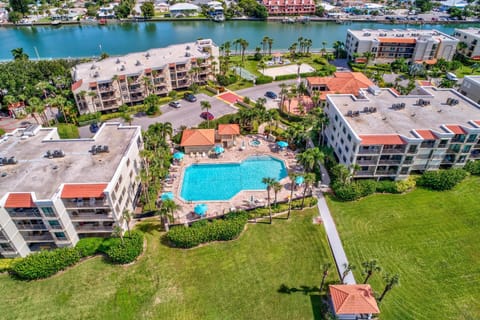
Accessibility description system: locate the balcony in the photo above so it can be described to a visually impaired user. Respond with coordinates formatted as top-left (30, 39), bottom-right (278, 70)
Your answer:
top-left (129, 86), bottom-right (143, 93)
top-left (16, 224), bottom-right (47, 231)
top-left (9, 212), bottom-right (42, 219)
top-left (381, 147), bottom-right (406, 154)
top-left (75, 225), bottom-right (113, 233)
top-left (375, 170), bottom-right (397, 176)
top-left (355, 171), bottom-right (375, 177)
top-left (378, 159), bottom-right (402, 165)
top-left (356, 160), bottom-right (377, 165)
top-left (23, 234), bottom-right (54, 242)
top-left (99, 86), bottom-right (114, 93)
top-left (358, 147), bottom-right (381, 155)
top-left (64, 198), bottom-right (110, 209)
top-left (69, 213), bottom-right (113, 221)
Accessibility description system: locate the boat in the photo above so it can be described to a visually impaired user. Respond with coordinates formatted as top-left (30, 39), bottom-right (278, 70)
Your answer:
top-left (212, 14), bottom-right (225, 22)
top-left (281, 17), bottom-right (295, 24)
top-left (98, 18), bottom-right (107, 25)
top-left (51, 20), bottom-right (61, 26)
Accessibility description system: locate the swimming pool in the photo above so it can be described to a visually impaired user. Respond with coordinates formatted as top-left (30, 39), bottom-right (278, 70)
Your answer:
top-left (180, 155), bottom-right (288, 201)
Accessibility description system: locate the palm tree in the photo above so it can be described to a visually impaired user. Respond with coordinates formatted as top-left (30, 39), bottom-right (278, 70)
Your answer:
top-left (296, 148), bottom-right (324, 172)
top-left (261, 177), bottom-right (276, 224)
top-left (342, 263), bottom-right (355, 283)
top-left (262, 36), bottom-right (269, 56)
top-left (305, 39), bottom-right (313, 55)
top-left (112, 225), bottom-right (124, 245)
top-left (287, 172), bottom-right (298, 219)
top-left (258, 60), bottom-right (266, 74)
top-left (200, 100), bottom-right (212, 128)
top-left (11, 48), bottom-right (29, 60)
top-left (362, 259), bottom-right (382, 284)
top-left (321, 41), bottom-right (327, 56)
top-left (158, 199), bottom-right (181, 228)
top-left (320, 262), bottom-right (332, 292)
top-left (240, 39), bottom-right (249, 65)
top-left (297, 36), bottom-right (304, 55)
top-left (122, 210), bottom-right (133, 236)
top-left (378, 273), bottom-right (400, 302)
top-left (267, 37), bottom-right (274, 56)
top-left (301, 173), bottom-right (315, 209)
top-left (272, 181), bottom-right (282, 208)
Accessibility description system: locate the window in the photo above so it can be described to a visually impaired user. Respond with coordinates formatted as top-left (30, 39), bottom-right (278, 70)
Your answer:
top-left (54, 232), bottom-right (66, 240)
top-left (342, 127), bottom-right (346, 134)
top-left (462, 145), bottom-right (471, 153)
top-left (340, 138), bottom-right (344, 145)
top-left (48, 220), bottom-right (62, 229)
top-left (335, 114), bottom-right (338, 122)
top-left (347, 134), bottom-right (352, 142)
top-left (41, 207), bottom-right (55, 217)
top-left (467, 134), bottom-right (477, 143)
top-left (126, 158), bottom-right (131, 167)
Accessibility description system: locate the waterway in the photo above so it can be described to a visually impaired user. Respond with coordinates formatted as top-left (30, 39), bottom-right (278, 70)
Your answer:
top-left (0, 21), bottom-right (474, 60)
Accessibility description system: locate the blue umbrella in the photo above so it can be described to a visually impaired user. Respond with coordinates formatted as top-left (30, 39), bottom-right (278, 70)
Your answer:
top-left (173, 152), bottom-right (184, 160)
top-left (277, 141), bottom-right (288, 148)
top-left (194, 203), bottom-right (208, 215)
top-left (160, 192), bottom-right (174, 201)
top-left (295, 176), bottom-right (304, 185)
top-left (213, 145), bottom-right (225, 154)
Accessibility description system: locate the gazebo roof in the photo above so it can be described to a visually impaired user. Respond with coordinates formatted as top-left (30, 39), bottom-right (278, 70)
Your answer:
top-left (329, 284), bottom-right (380, 315)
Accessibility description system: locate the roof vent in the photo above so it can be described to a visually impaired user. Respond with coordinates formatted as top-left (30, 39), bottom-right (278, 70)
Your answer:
top-left (120, 65), bottom-right (125, 71)
top-left (93, 71), bottom-right (99, 78)
top-left (90, 145), bottom-right (109, 155)
top-left (135, 60), bottom-right (141, 66)
top-left (417, 99), bottom-right (430, 106)
top-left (0, 156), bottom-right (18, 166)
top-left (116, 58), bottom-right (121, 64)
top-left (90, 64), bottom-right (96, 70)
top-left (145, 52), bottom-right (150, 58)
top-left (346, 110), bottom-right (353, 117)
top-left (44, 150), bottom-right (65, 158)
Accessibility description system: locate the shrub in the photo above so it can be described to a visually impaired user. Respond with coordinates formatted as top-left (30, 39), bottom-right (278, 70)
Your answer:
top-left (356, 180), bottom-right (377, 197)
top-left (10, 248), bottom-right (81, 280)
top-left (105, 231), bottom-right (144, 264)
top-left (395, 176), bottom-right (416, 193)
top-left (464, 160), bottom-right (480, 175)
top-left (248, 197), bottom-right (318, 219)
top-left (0, 259), bottom-right (19, 273)
top-left (275, 74), bottom-right (298, 81)
top-left (255, 75), bottom-right (273, 85)
top-left (75, 237), bottom-right (104, 257)
top-left (166, 212), bottom-right (248, 248)
top-left (417, 169), bottom-right (468, 191)
top-left (376, 180), bottom-right (398, 194)
top-left (332, 182), bottom-right (360, 201)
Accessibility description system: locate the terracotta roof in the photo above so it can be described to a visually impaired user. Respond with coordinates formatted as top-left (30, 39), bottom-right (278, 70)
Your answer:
top-left (282, 95), bottom-right (314, 115)
top-left (418, 80), bottom-right (434, 87)
top-left (390, 88), bottom-right (400, 95)
top-left (360, 134), bottom-right (406, 145)
top-left (4, 193), bottom-right (35, 208)
top-left (89, 82), bottom-right (97, 88)
top-left (416, 130), bottom-right (437, 140)
top-left (415, 58), bottom-right (437, 65)
top-left (329, 284), bottom-right (380, 315)
top-left (144, 68), bottom-right (152, 73)
top-left (61, 183), bottom-right (108, 199)
top-left (263, 0), bottom-right (314, 5)
top-left (445, 125), bottom-right (466, 135)
top-left (8, 101), bottom-right (25, 110)
top-left (472, 56), bottom-right (480, 61)
top-left (307, 72), bottom-right (374, 99)
top-left (119, 75), bottom-right (126, 81)
top-left (71, 79), bottom-right (83, 91)
top-left (180, 129), bottom-right (215, 146)
top-left (378, 37), bottom-right (416, 44)
top-left (218, 124), bottom-right (240, 135)
top-left (473, 120), bottom-right (480, 126)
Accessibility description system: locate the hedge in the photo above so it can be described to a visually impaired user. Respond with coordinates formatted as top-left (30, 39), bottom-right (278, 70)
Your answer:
top-left (75, 237), bottom-right (105, 257)
top-left (275, 74), bottom-right (298, 81)
top-left (105, 231), bottom-right (144, 264)
top-left (417, 168), bottom-right (468, 191)
top-left (0, 259), bottom-right (19, 273)
top-left (332, 177), bottom-right (417, 201)
top-left (248, 197), bottom-right (318, 220)
top-left (166, 212), bottom-right (249, 248)
top-left (10, 248), bottom-right (81, 280)
top-left (255, 75), bottom-right (273, 85)
top-left (464, 160), bottom-right (480, 175)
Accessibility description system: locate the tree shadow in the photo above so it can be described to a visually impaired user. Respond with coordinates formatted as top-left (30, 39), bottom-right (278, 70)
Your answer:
top-left (136, 221), bottom-right (161, 234)
top-left (278, 284), bottom-right (331, 320)
top-left (278, 283), bottom-right (320, 295)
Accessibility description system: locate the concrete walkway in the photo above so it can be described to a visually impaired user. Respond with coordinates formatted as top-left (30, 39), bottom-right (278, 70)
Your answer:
top-left (315, 190), bottom-right (356, 285)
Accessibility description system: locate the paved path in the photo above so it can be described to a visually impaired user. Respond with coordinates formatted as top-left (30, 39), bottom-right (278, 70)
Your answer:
top-left (315, 190), bottom-right (356, 285)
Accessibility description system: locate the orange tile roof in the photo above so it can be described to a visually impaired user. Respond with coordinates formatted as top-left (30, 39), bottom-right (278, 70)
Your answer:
top-left (71, 79), bottom-right (83, 91)
top-left (360, 134), bottom-right (406, 145)
top-left (4, 193), bottom-right (35, 208)
top-left (307, 72), bottom-right (373, 100)
top-left (378, 37), bottom-right (416, 44)
top-left (8, 101), bottom-right (25, 110)
top-left (445, 125), bottom-right (466, 135)
top-left (416, 130), bottom-right (437, 140)
top-left (61, 183), bottom-right (108, 199)
top-left (329, 284), bottom-right (380, 315)
top-left (180, 129), bottom-right (215, 147)
top-left (89, 82), bottom-right (97, 88)
top-left (218, 124), bottom-right (240, 135)
top-left (282, 95), bottom-right (314, 115)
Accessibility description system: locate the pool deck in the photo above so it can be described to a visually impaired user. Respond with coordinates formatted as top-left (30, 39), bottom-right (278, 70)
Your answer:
top-left (162, 134), bottom-right (305, 224)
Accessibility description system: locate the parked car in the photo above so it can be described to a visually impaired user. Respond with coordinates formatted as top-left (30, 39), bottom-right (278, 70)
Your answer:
top-left (200, 111), bottom-right (214, 120)
top-left (184, 93), bottom-right (197, 102)
top-left (169, 101), bottom-right (181, 108)
top-left (265, 91), bottom-right (277, 99)
top-left (89, 123), bottom-right (99, 133)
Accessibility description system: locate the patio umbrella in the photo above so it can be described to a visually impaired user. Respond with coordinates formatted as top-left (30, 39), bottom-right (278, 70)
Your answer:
top-left (295, 176), bottom-right (304, 185)
top-left (160, 192), bottom-right (174, 201)
top-left (277, 141), bottom-right (288, 148)
top-left (173, 152), bottom-right (184, 160)
top-left (194, 203), bottom-right (208, 216)
top-left (213, 145), bottom-right (225, 154)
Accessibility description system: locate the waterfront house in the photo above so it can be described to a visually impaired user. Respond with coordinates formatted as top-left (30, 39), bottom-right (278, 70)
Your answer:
top-left (261, 0), bottom-right (316, 16)
top-left (169, 3), bottom-right (201, 17)
top-left (329, 284), bottom-right (380, 320)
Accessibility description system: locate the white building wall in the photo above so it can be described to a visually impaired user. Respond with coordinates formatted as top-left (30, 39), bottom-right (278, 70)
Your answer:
top-left (0, 207), bottom-right (30, 257)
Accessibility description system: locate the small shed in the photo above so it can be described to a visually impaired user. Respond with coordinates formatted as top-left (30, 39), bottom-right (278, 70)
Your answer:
top-left (180, 129), bottom-right (215, 154)
top-left (329, 284), bottom-right (380, 320)
top-left (217, 124), bottom-right (240, 148)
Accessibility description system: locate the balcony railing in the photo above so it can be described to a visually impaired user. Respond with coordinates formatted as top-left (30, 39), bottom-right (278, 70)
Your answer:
top-left (355, 171), bottom-right (375, 176)
top-left (356, 160), bottom-right (377, 165)
top-left (75, 225), bottom-right (113, 232)
top-left (16, 224), bottom-right (47, 230)
top-left (23, 235), bottom-right (54, 242)
top-left (358, 148), bottom-right (381, 155)
top-left (9, 213), bottom-right (42, 219)
top-left (378, 159), bottom-right (402, 165)
top-left (99, 86), bottom-right (114, 93)
top-left (70, 214), bottom-right (113, 221)
top-left (64, 199), bottom-right (109, 209)
top-left (375, 170), bottom-right (398, 176)
top-left (381, 148), bottom-right (406, 154)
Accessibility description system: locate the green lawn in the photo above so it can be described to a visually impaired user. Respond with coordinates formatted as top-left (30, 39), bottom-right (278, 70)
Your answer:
top-left (0, 209), bottom-right (337, 320)
top-left (327, 177), bottom-right (480, 320)
top-left (56, 123), bottom-right (80, 139)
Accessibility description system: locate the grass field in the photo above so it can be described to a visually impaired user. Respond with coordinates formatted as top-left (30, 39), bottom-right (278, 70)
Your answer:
top-left (327, 177), bottom-right (480, 320)
top-left (0, 209), bottom-right (337, 320)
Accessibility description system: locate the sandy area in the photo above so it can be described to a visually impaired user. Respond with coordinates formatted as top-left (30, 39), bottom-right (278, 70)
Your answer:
top-left (260, 63), bottom-right (315, 78)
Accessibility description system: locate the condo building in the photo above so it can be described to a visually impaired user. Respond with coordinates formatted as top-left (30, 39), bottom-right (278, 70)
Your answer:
top-left (345, 29), bottom-right (458, 63)
top-left (453, 28), bottom-right (480, 60)
top-left (324, 86), bottom-right (480, 180)
top-left (261, 0), bottom-right (316, 15)
top-left (71, 39), bottom-right (219, 114)
top-left (459, 75), bottom-right (480, 104)
top-left (0, 123), bottom-right (143, 257)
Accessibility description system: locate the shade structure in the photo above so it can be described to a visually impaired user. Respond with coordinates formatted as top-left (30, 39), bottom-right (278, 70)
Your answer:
top-left (277, 141), bottom-right (288, 148)
top-left (213, 145), bottom-right (225, 154)
top-left (194, 203), bottom-right (208, 215)
top-left (173, 152), bottom-right (184, 160)
top-left (160, 192), bottom-right (174, 201)
top-left (295, 176), bottom-right (304, 185)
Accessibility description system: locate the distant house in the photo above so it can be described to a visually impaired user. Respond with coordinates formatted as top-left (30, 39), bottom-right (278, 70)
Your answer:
top-left (180, 129), bottom-right (216, 153)
top-left (155, 2), bottom-right (170, 13)
top-left (169, 3), bottom-right (201, 17)
top-left (217, 124), bottom-right (240, 148)
top-left (8, 102), bottom-right (26, 119)
top-left (97, 4), bottom-right (117, 19)
top-left (306, 72), bottom-right (374, 100)
top-left (262, 0), bottom-right (316, 16)
top-left (329, 284), bottom-right (380, 320)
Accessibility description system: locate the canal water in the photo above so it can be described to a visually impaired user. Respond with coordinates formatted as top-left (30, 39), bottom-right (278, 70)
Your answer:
top-left (0, 21), bottom-right (473, 60)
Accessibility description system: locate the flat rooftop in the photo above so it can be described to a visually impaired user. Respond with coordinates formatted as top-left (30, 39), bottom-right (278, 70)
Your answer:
top-left (0, 123), bottom-right (139, 199)
top-left (455, 27), bottom-right (480, 37)
top-left (330, 87), bottom-right (480, 138)
top-left (464, 75), bottom-right (480, 84)
top-left (348, 28), bottom-right (457, 42)
top-left (72, 39), bottom-right (215, 92)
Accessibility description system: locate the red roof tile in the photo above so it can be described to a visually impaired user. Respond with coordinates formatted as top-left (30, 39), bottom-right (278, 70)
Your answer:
top-left (4, 193), bottom-right (35, 208)
top-left (474, 120), bottom-right (480, 127)
top-left (330, 284), bottom-right (380, 315)
top-left (416, 130), bottom-right (437, 140)
top-left (61, 184), bottom-right (108, 199)
top-left (144, 68), bottom-right (152, 73)
top-left (71, 79), bottom-right (83, 91)
top-left (218, 124), bottom-right (240, 135)
top-left (378, 37), bottom-right (416, 44)
top-left (180, 129), bottom-right (215, 147)
top-left (445, 125), bottom-right (466, 135)
top-left (360, 134), bottom-right (406, 145)
top-left (8, 101), bottom-right (25, 110)
top-left (119, 75), bottom-right (126, 81)
top-left (307, 72), bottom-right (373, 100)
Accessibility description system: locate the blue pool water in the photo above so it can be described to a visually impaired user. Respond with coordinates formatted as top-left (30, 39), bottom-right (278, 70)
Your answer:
top-left (180, 155), bottom-right (288, 201)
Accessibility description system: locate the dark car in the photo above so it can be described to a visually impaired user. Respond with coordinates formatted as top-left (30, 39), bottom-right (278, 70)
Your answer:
top-left (265, 91), bottom-right (277, 99)
top-left (184, 93), bottom-right (197, 102)
top-left (89, 123), bottom-right (99, 133)
top-left (169, 101), bottom-right (181, 108)
top-left (200, 111), bottom-right (214, 120)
